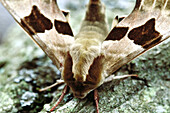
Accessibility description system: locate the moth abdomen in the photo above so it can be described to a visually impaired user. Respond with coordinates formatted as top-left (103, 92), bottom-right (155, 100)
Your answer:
top-left (85, 0), bottom-right (105, 22)
top-left (76, 0), bottom-right (108, 41)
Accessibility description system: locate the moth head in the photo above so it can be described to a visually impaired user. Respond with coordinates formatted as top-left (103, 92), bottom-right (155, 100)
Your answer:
top-left (62, 52), bottom-right (105, 99)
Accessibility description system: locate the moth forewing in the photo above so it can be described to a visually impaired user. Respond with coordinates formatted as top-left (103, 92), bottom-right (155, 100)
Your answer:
top-left (103, 0), bottom-right (170, 76)
top-left (0, 0), bottom-right (74, 70)
top-left (102, 38), bottom-right (144, 75)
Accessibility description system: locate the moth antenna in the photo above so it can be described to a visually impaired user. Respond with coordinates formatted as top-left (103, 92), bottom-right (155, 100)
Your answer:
top-left (50, 85), bottom-right (68, 112)
top-left (94, 89), bottom-right (100, 113)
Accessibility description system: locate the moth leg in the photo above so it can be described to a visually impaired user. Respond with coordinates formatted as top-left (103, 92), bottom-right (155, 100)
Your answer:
top-left (131, 76), bottom-right (150, 87)
top-left (39, 79), bottom-right (64, 92)
top-left (104, 74), bottom-right (138, 83)
top-left (94, 89), bottom-right (100, 113)
top-left (50, 85), bottom-right (68, 112)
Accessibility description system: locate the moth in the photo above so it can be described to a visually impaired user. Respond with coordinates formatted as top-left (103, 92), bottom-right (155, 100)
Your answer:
top-left (1, 0), bottom-right (170, 112)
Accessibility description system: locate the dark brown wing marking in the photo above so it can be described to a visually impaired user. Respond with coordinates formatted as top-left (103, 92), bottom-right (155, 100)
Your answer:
top-left (128, 18), bottom-right (161, 48)
top-left (62, 11), bottom-right (69, 17)
top-left (21, 5), bottom-right (53, 34)
top-left (118, 17), bottom-right (125, 23)
top-left (54, 20), bottom-right (73, 36)
top-left (115, 16), bottom-right (125, 23)
top-left (106, 27), bottom-right (129, 40)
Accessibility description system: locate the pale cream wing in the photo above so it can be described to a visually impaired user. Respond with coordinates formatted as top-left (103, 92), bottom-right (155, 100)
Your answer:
top-left (102, 0), bottom-right (170, 76)
top-left (0, 0), bottom-right (74, 70)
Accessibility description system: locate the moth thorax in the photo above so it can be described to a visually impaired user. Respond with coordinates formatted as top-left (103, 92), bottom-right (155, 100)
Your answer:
top-left (70, 39), bottom-right (101, 82)
top-left (71, 50), bottom-right (100, 82)
top-left (72, 53), bottom-right (93, 82)
top-left (73, 74), bottom-right (86, 82)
